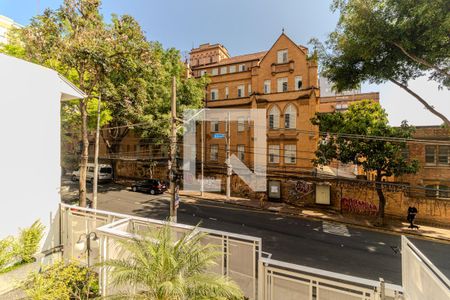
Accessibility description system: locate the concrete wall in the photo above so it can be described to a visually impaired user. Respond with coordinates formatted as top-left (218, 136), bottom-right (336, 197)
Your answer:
top-left (0, 54), bottom-right (84, 248)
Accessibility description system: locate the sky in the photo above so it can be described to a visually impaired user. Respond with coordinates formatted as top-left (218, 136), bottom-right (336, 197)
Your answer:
top-left (1, 0), bottom-right (449, 126)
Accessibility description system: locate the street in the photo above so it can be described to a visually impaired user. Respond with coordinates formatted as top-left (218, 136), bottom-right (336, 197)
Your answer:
top-left (62, 179), bottom-right (450, 285)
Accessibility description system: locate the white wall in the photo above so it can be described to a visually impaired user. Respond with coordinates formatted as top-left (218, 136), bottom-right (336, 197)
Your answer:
top-left (0, 54), bottom-right (84, 247)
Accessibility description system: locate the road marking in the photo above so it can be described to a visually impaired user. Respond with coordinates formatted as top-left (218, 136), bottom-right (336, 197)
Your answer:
top-left (322, 221), bottom-right (351, 237)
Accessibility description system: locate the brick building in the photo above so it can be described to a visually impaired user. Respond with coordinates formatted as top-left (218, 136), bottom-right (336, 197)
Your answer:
top-left (397, 126), bottom-right (450, 199)
top-left (189, 33), bottom-right (320, 185)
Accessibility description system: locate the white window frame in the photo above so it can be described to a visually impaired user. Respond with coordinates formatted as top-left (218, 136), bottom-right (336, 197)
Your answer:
top-left (264, 80), bottom-right (271, 94)
top-left (239, 64), bottom-right (246, 72)
top-left (284, 144), bottom-right (296, 164)
top-left (237, 117), bottom-right (245, 132)
top-left (268, 106), bottom-right (280, 129)
top-left (237, 145), bottom-right (245, 161)
top-left (277, 49), bottom-right (288, 64)
top-left (210, 88), bottom-right (218, 101)
top-left (229, 65), bottom-right (236, 73)
top-left (225, 86), bottom-right (229, 99)
top-left (284, 104), bottom-right (297, 129)
top-left (210, 120), bottom-right (219, 132)
top-left (295, 76), bottom-right (303, 90)
top-left (210, 144), bottom-right (218, 161)
top-left (200, 70), bottom-right (207, 76)
top-left (220, 66), bottom-right (227, 75)
top-left (237, 85), bottom-right (245, 98)
top-left (269, 145), bottom-right (280, 163)
top-left (248, 84), bottom-right (252, 95)
top-left (211, 68), bottom-right (218, 76)
top-left (277, 77), bottom-right (288, 93)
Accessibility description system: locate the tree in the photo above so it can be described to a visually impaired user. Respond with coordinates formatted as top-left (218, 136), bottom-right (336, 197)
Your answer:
top-left (1, 0), bottom-right (160, 206)
top-left (23, 261), bottom-right (99, 300)
top-left (312, 0), bottom-right (450, 125)
top-left (311, 100), bottom-right (419, 225)
top-left (102, 224), bottom-right (244, 300)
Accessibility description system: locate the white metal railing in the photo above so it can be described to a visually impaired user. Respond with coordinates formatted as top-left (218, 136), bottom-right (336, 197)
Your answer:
top-left (61, 204), bottom-right (450, 300)
top-left (59, 203), bottom-right (261, 299)
top-left (259, 257), bottom-right (403, 300)
top-left (402, 236), bottom-right (450, 300)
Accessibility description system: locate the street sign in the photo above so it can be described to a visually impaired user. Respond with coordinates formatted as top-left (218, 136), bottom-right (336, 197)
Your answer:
top-left (212, 133), bottom-right (225, 139)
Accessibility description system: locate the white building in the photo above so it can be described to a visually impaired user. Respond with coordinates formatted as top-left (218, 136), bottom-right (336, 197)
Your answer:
top-left (0, 54), bottom-right (85, 249)
top-left (0, 15), bottom-right (22, 44)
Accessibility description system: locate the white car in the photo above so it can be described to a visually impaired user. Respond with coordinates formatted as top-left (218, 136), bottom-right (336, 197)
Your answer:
top-left (71, 163), bottom-right (113, 183)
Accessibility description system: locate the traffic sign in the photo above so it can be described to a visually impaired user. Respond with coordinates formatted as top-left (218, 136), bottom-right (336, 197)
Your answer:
top-left (213, 133), bottom-right (225, 139)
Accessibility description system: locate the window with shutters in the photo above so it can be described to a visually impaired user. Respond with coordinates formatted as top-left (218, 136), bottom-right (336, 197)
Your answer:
top-left (268, 145), bottom-right (280, 163)
top-left (210, 89), bottom-right (218, 100)
top-left (295, 76), bottom-right (303, 90)
top-left (277, 78), bottom-right (288, 92)
top-left (277, 49), bottom-right (288, 64)
top-left (268, 106), bottom-right (280, 129)
top-left (438, 146), bottom-right (449, 165)
top-left (284, 104), bottom-right (297, 129)
top-left (237, 145), bottom-right (245, 161)
top-left (284, 144), bottom-right (296, 164)
top-left (237, 117), bottom-right (245, 132)
top-left (210, 145), bottom-right (218, 161)
top-left (425, 145), bottom-right (436, 164)
top-left (237, 85), bottom-right (245, 98)
top-left (210, 120), bottom-right (219, 132)
top-left (264, 80), bottom-right (271, 94)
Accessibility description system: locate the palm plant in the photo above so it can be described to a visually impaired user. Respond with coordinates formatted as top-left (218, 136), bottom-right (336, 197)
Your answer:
top-left (101, 224), bottom-right (244, 300)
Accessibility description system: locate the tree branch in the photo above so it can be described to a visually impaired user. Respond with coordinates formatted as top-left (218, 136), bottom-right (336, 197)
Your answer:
top-left (389, 78), bottom-right (450, 126)
top-left (392, 42), bottom-right (450, 78)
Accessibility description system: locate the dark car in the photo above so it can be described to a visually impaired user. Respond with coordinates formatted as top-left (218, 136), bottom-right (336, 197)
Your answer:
top-left (131, 179), bottom-right (166, 195)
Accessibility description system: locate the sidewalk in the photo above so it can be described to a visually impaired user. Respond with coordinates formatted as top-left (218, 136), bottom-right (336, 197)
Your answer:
top-left (180, 190), bottom-right (450, 243)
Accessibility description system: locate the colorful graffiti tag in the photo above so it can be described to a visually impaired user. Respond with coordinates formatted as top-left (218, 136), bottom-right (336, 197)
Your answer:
top-left (341, 197), bottom-right (378, 215)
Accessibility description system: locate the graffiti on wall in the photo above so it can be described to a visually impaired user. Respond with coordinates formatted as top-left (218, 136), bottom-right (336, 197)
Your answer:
top-left (288, 180), bottom-right (313, 201)
top-left (341, 197), bottom-right (378, 216)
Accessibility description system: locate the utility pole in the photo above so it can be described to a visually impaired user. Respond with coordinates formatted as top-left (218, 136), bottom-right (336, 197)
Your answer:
top-left (201, 113), bottom-right (204, 196)
top-left (226, 112), bottom-right (231, 200)
top-left (169, 76), bottom-right (178, 222)
top-left (92, 93), bottom-right (101, 209)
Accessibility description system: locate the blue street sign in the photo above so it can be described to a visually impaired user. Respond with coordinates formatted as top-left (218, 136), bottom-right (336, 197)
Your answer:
top-left (213, 133), bottom-right (225, 139)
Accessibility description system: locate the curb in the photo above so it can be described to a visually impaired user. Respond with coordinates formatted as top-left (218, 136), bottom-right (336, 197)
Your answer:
top-left (182, 194), bottom-right (450, 244)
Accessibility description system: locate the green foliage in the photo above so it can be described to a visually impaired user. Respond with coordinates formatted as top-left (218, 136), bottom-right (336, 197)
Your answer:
top-left (312, 100), bottom-right (419, 177)
top-left (312, 100), bottom-right (419, 223)
top-left (0, 237), bottom-right (20, 271)
top-left (320, 0), bottom-right (450, 90)
top-left (24, 261), bottom-right (99, 300)
top-left (102, 224), bottom-right (244, 300)
top-left (311, 0), bottom-right (450, 124)
top-left (19, 221), bottom-right (45, 263)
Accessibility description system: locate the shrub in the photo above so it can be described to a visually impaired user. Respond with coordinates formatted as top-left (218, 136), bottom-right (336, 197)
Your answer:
top-left (0, 236), bottom-right (20, 271)
top-left (19, 220), bottom-right (45, 263)
top-left (23, 261), bottom-right (99, 300)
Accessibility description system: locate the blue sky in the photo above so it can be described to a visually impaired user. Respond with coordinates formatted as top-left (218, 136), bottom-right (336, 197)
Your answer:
top-left (2, 0), bottom-right (449, 126)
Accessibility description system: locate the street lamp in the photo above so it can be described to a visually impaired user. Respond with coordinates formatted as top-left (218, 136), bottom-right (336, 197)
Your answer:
top-left (75, 232), bottom-right (99, 267)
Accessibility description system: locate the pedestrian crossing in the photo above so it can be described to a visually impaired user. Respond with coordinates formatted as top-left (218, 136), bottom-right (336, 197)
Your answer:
top-left (322, 221), bottom-right (351, 237)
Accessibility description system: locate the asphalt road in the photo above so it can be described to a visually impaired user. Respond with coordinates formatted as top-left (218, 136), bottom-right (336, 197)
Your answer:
top-left (62, 179), bottom-right (450, 285)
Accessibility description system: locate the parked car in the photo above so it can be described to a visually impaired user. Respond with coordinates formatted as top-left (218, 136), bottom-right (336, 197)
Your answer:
top-left (131, 179), bottom-right (166, 195)
top-left (71, 164), bottom-right (113, 183)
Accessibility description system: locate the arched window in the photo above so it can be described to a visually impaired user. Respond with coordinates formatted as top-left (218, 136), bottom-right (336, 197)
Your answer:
top-left (284, 104), bottom-right (297, 129)
top-left (268, 106), bottom-right (280, 129)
